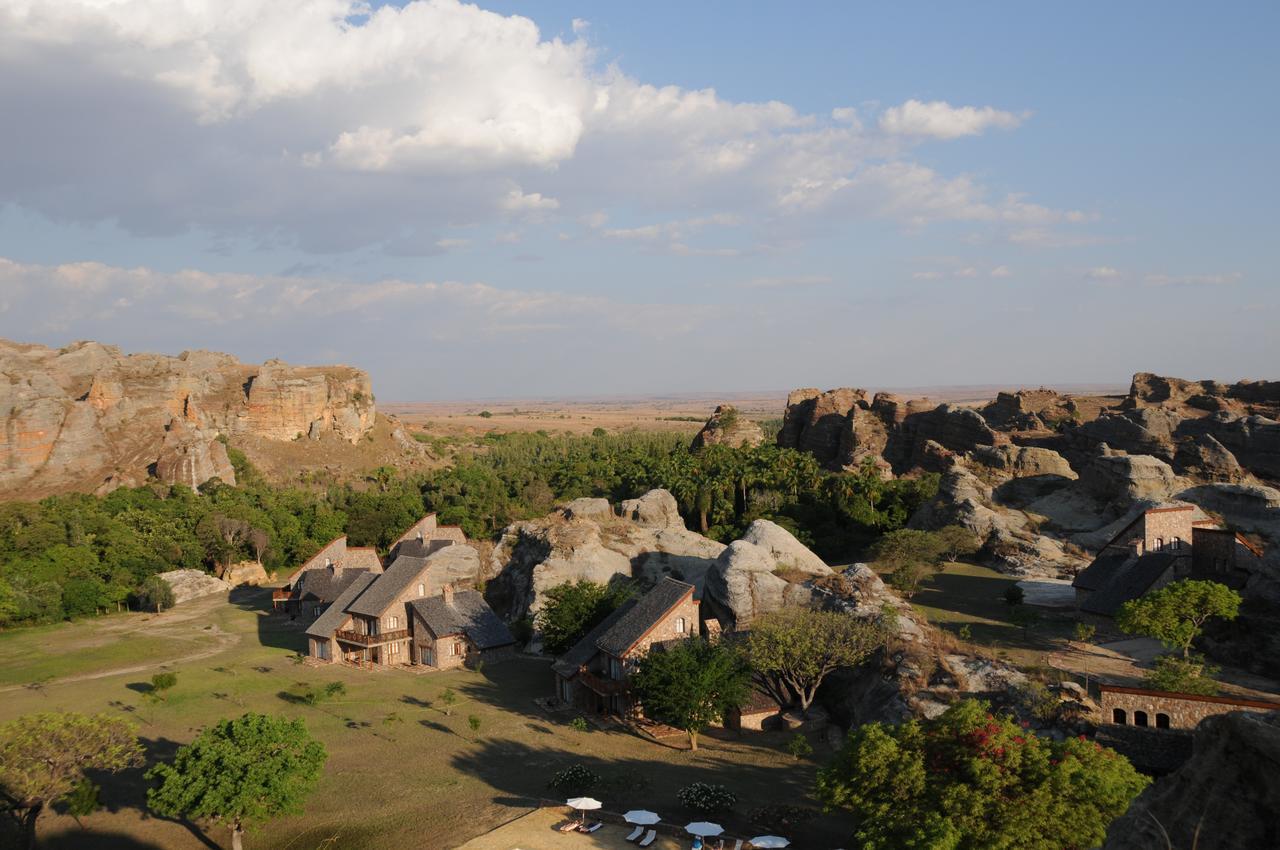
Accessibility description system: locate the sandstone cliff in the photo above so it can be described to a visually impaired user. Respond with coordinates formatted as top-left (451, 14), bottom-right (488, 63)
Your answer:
top-left (0, 339), bottom-right (376, 497)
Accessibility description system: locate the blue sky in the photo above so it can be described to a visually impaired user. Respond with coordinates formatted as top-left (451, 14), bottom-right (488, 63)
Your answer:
top-left (0, 1), bottom-right (1275, 399)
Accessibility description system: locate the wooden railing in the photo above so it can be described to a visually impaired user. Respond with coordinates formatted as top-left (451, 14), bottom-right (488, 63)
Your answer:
top-left (335, 628), bottom-right (409, 646)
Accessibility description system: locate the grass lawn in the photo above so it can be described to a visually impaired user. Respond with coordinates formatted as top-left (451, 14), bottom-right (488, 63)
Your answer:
top-left (879, 561), bottom-right (1079, 669)
top-left (0, 590), bottom-right (851, 850)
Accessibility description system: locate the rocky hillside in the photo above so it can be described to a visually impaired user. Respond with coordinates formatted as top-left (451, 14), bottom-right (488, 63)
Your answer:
top-left (776, 375), bottom-right (1280, 600)
top-left (690, 404), bottom-right (764, 450)
top-left (0, 339), bottom-right (379, 497)
top-left (1102, 710), bottom-right (1280, 850)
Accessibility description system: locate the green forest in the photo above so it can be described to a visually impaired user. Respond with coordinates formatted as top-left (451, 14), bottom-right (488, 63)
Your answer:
top-left (0, 431), bottom-right (938, 627)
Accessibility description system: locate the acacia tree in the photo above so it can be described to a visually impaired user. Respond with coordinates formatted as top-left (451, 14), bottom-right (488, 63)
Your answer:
top-left (147, 713), bottom-right (327, 850)
top-left (0, 712), bottom-right (143, 850)
top-left (816, 700), bottom-right (1150, 850)
top-left (1116, 579), bottom-right (1241, 659)
top-left (630, 638), bottom-right (750, 751)
top-left (746, 608), bottom-right (887, 714)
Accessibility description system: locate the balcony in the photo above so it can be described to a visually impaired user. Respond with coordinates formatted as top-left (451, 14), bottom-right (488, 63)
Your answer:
top-left (335, 628), bottom-right (409, 646)
top-left (578, 668), bottom-right (628, 696)
top-left (271, 588), bottom-right (293, 603)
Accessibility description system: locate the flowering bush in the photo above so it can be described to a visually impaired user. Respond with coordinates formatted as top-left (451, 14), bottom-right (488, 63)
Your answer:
top-left (677, 782), bottom-right (736, 814)
top-left (548, 764), bottom-right (600, 797)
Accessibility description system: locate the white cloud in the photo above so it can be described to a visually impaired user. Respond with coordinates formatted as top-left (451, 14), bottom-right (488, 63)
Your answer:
top-left (879, 99), bottom-right (1027, 139)
top-left (1145, 272), bottom-right (1242, 287)
top-left (0, 0), bottom-right (1084, 252)
top-left (1085, 266), bottom-right (1122, 279)
top-left (990, 265), bottom-right (1011, 278)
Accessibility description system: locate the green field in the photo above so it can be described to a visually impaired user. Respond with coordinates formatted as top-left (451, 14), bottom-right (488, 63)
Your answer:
top-left (0, 591), bottom-right (848, 850)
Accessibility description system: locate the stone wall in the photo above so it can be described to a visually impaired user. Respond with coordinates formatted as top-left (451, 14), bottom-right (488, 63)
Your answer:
top-left (1139, 507), bottom-right (1196, 553)
top-left (1101, 685), bottom-right (1280, 731)
top-left (625, 595), bottom-right (700, 659)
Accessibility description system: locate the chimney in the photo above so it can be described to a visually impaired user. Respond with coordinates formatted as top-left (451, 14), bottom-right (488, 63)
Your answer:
top-left (328, 558), bottom-right (341, 578)
top-left (442, 583), bottom-right (454, 606)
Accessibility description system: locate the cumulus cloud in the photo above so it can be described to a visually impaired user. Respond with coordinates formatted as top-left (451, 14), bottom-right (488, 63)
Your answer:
top-left (0, 0), bottom-right (1087, 252)
top-left (879, 99), bottom-right (1027, 139)
top-left (1085, 266), bottom-right (1122, 279)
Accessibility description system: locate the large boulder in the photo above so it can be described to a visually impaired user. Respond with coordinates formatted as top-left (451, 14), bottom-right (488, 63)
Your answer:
top-left (153, 418), bottom-right (236, 489)
top-left (739, 519), bottom-right (832, 576)
top-left (219, 560), bottom-right (268, 587)
top-left (690, 405), bottom-right (764, 449)
top-left (1175, 433), bottom-right (1247, 482)
top-left (1102, 710), bottom-right (1280, 850)
top-left (703, 540), bottom-right (820, 627)
top-left (487, 491), bottom-right (726, 620)
top-left (907, 404), bottom-right (1002, 459)
top-left (1080, 450), bottom-right (1179, 508)
top-left (1078, 409), bottom-right (1181, 460)
top-left (158, 569), bottom-right (229, 604)
top-left (972, 445), bottom-right (1077, 480)
top-left (980, 388), bottom-right (1076, 430)
top-left (618, 489), bottom-right (685, 529)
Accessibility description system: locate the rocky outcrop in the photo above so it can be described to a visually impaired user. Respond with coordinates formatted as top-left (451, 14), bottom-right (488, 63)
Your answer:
top-left (1175, 433), bottom-right (1247, 482)
top-left (777, 388), bottom-right (868, 468)
top-left (739, 519), bottom-right (831, 575)
top-left (690, 405), bottom-right (764, 450)
top-left (487, 490), bottom-right (727, 620)
top-left (158, 568), bottom-right (230, 604)
top-left (972, 445), bottom-right (1077, 480)
top-left (1102, 711), bottom-right (1280, 850)
top-left (703, 519), bottom-right (834, 625)
top-left (153, 419), bottom-right (236, 489)
top-left (1079, 450), bottom-right (1179, 508)
top-left (218, 560), bottom-right (269, 587)
top-left (0, 339), bottom-right (376, 497)
top-left (980, 388), bottom-right (1077, 430)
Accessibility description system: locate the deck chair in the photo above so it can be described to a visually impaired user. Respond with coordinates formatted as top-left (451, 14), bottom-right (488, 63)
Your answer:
top-left (626, 826), bottom-right (645, 842)
top-left (585, 822), bottom-right (603, 834)
top-left (557, 820), bottom-right (579, 833)
top-left (732, 841), bottom-right (743, 850)
top-left (639, 829), bottom-right (657, 847)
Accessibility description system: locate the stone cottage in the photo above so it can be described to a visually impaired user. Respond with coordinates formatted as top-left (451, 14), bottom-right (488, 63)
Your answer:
top-left (272, 535), bottom-right (383, 619)
top-left (1072, 505), bottom-right (1262, 616)
top-left (409, 584), bottom-right (516, 669)
top-left (552, 577), bottom-right (699, 717)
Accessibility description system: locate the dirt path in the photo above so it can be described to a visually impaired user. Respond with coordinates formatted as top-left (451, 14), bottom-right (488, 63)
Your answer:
top-left (1049, 637), bottom-right (1280, 699)
top-left (0, 594), bottom-right (243, 693)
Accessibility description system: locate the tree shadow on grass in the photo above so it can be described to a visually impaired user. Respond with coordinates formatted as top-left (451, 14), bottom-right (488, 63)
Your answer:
top-left (400, 695), bottom-right (432, 708)
top-left (83, 736), bottom-right (220, 850)
top-left (228, 586), bottom-right (306, 654)
top-left (35, 829), bottom-right (170, 849)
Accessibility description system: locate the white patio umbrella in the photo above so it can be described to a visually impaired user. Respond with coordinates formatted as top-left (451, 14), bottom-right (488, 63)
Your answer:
top-left (624, 810), bottom-right (662, 825)
top-left (749, 837), bottom-right (791, 848)
top-left (685, 822), bottom-right (725, 837)
top-left (567, 797), bottom-right (602, 824)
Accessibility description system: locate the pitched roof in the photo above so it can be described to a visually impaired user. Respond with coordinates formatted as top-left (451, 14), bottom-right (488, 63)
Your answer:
top-left (345, 554), bottom-right (431, 617)
top-left (343, 548), bottom-right (384, 572)
top-left (409, 591), bottom-right (515, 650)
top-left (595, 578), bottom-right (694, 658)
top-left (1072, 550), bottom-right (1133, 592)
top-left (551, 600), bottom-right (638, 679)
top-left (285, 536), bottom-right (348, 585)
top-left (1080, 552), bottom-right (1181, 616)
top-left (294, 566), bottom-right (376, 603)
top-left (305, 572), bottom-right (377, 638)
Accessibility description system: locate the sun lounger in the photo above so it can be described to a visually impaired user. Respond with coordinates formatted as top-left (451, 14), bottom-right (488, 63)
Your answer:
top-left (626, 826), bottom-right (645, 842)
top-left (639, 829), bottom-right (657, 847)
top-left (732, 841), bottom-right (743, 850)
top-left (558, 820), bottom-right (579, 833)
top-left (585, 822), bottom-right (603, 834)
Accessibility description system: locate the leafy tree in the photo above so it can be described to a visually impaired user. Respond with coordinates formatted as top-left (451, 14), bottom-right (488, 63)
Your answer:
top-left (0, 712), bottom-right (143, 850)
top-left (935, 524), bottom-right (982, 563)
top-left (1072, 621), bottom-right (1096, 644)
top-left (1010, 606), bottom-right (1041, 639)
top-left (887, 561), bottom-right (931, 597)
top-left (147, 713), bottom-right (327, 850)
top-left (467, 714), bottom-right (482, 739)
top-left (746, 608), bottom-right (887, 714)
top-left (871, 528), bottom-right (945, 570)
top-left (138, 575), bottom-right (175, 613)
top-left (1144, 653), bottom-right (1220, 695)
top-left (630, 637), bottom-right (750, 751)
top-left (548, 764), bottom-right (599, 797)
top-left (815, 700), bottom-right (1149, 850)
top-left (785, 733), bottom-right (813, 760)
top-left (536, 579), bottom-right (635, 656)
top-left (1116, 579), bottom-right (1241, 658)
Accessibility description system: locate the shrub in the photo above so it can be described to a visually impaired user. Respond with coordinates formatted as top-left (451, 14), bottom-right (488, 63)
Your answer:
top-left (569, 717), bottom-right (590, 733)
top-left (1012, 680), bottom-right (1060, 724)
top-left (548, 764), bottom-right (600, 797)
top-left (786, 733), bottom-right (813, 760)
top-left (677, 782), bottom-right (736, 814)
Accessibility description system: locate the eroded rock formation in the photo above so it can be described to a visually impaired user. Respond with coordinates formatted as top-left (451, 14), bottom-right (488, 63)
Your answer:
top-left (690, 404), bottom-right (764, 450)
top-left (0, 339), bottom-right (375, 497)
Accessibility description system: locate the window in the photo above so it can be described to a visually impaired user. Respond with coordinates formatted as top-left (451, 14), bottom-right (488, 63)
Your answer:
top-left (417, 582), bottom-right (426, 597)
top-left (1172, 537), bottom-right (1182, 550)
top-left (1155, 537), bottom-right (1163, 551)
top-left (421, 646), bottom-right (435, 666)
top-left (1112, 709), bottom-right (1127, 725)
top-left (387, 616), bottom-right (399, 630)
top-left (1156, 713), bottom-right (1171, 729)
top-left (449, 642), bottom-right (459, 656)
top-left (387, 642), bottom-right (399, 656)
top-left (675, 617), bottom-right (686, 634)
top-left (1134, 710), bottom-right (1149, 727)
top-left (313, 605), bottom-right (323, 617)
top-left (316, 641), bottom-right (330, 660)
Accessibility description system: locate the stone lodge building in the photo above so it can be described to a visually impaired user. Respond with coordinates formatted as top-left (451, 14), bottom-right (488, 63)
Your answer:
top-left (1072, 505), bottom-right (1262, 616)
top-left (552, 577), bottom-right (699, 717)
top-left (1100, 684), bottom-right (1280, 731)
